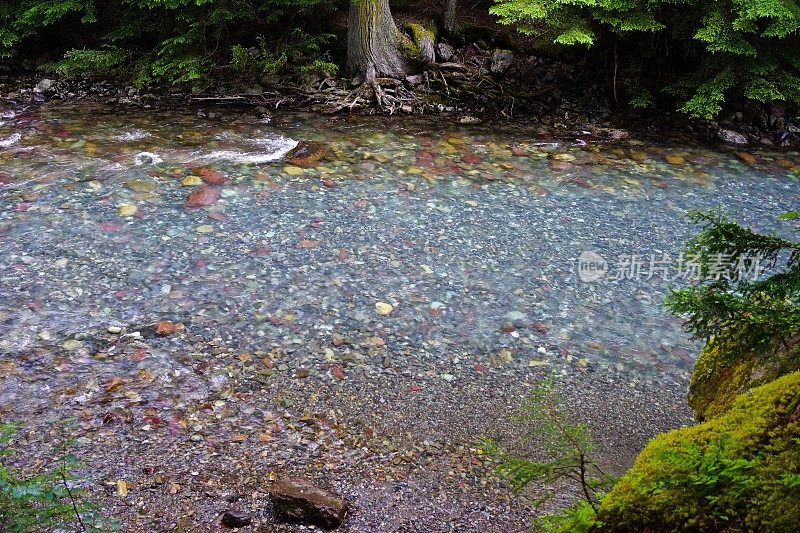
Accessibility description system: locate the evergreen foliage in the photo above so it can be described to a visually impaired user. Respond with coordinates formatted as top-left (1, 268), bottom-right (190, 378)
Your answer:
top-left (0, 423), bottom-right (117, 532)
top-left (1, 0), bottom-right (337, 86)
top-left (3, 0), bottom-right (800, 114)
top-left (665, 209), bottom-right (800, 357)
top-left (480, 378), bottom-right (612, 531)
top-left (662, 210), bottom-right (800, 421)
top-left (490, 0), bottom-right (800, 117)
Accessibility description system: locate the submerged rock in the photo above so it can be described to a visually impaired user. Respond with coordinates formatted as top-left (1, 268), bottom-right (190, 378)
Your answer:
top-left (124, 179), bottom-right (156, 193)
top-left (268, 477), bottom-right (348, 528)
top-left (375, 302), bottom-right (394, 316)
top-left (155, 320), bottom-right (182, 336)
top-left (286, 141), bottom-right (328, 168)
top-left (198, 168), bottom-right (228, 185)
top-left (185, 186), bottom-right (220, 208)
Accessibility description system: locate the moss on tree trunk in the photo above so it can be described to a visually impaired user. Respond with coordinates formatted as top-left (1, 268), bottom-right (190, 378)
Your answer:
top-left (347, 0), bottom-right (410, 83)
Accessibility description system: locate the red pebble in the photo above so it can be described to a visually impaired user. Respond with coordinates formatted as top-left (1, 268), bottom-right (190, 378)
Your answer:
top-left (198, 168), bottom-right (227, 185)
top-left (185, 186), bottom-right (220, 208)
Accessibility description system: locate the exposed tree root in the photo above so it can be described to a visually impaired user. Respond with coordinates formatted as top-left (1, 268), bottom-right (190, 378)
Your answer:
top-left (332, 69), bottom-right (416, 114)
top-left (186, 55), bottom-right (563, 118)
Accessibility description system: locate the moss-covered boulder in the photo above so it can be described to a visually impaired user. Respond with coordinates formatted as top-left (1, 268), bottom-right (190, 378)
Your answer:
top-left (689, 337), bottom-right (800, 420)
top-left (401, 22), bottom-right (436, 66)
top-left (594, 372), bottom-right (800, 532)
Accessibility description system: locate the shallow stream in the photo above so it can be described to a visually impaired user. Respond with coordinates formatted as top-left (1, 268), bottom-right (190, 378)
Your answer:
top-left (0, 102), bottom-right (797, 529)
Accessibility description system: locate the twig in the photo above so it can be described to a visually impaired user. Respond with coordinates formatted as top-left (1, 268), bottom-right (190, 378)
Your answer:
top-left (439, 71), bottom-right (449, 96)
top-left (579, 453), bottom-right (598, 512)
top-left (433, 62), bottom-right (468, 71)
top-left (60, 463), bottom-right (87, 532)
top-left (189, 96), bottom-right (246, 101)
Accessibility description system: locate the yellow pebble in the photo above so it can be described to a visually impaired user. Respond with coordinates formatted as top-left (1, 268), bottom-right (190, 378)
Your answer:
top-left (284, 166), bottom-right (304, 176)
top-left (375, 302), bottom-right (394, 316)
top-left (117, 204), bottom-right (137, 217)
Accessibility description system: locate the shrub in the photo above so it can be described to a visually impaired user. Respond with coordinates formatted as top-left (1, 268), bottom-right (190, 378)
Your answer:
top-left (480, 379), bottom-right (612, 531)
top-left (490, 0), bottom-right (800, 117)
top-left (0, 423), bottom-right (116, 532)
top-left (3, 0), bottom-right (338, 85)
top-left (42, 46), bottom-right (128, 77)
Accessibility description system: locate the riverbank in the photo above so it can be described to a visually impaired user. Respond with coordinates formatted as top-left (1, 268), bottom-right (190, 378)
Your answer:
top-left (4, 334), bottom-right (692, 530)
top-left (3, 52), bottom-right (798, 152)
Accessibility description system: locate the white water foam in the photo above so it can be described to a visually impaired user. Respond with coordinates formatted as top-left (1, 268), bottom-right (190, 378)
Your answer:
top-left (201, 135), bottom-right (298, 164)
top-left (0, 133), bottom-right (21, 148)
top-left (116, 129), bottom-right (153, 141)
top-left (134, 151), bottom-right (163, 166)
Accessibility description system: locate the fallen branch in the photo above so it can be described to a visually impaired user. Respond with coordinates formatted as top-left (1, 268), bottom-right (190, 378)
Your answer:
top-left (189, 96), bottom-right (246, 101)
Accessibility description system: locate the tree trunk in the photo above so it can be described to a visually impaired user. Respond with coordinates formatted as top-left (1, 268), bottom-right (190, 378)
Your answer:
top-left (441, 0), bottom-right (458, 38)
top-left (347, 0), bottom-right (410, 83)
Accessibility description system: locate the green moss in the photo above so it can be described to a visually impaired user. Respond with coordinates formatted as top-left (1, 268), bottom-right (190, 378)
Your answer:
top-left (398, 35), bottom-right (419, 58)
top-left (404, 22), bottom-right (436, 42)
top-left (689, 337), bottom-right (800, 420)
top-left (401, 22), bottom-right (435, 61)
top-left (594, 372), bottom-right (800, 532)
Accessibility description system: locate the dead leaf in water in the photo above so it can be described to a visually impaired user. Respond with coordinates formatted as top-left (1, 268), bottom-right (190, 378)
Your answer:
top-left (104, 376), bottom-right (126, 393)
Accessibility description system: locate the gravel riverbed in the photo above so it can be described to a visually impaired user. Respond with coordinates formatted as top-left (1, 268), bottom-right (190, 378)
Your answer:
top-left (1, 102), bottom-right (797, 530)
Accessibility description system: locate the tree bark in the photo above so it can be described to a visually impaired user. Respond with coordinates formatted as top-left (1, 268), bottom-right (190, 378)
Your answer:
top-left (441, 0), bottom-right (458, 38)
top-left (347, 0), bottom-right (410, 83)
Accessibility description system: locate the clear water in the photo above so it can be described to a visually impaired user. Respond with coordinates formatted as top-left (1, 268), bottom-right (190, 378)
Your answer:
top-left (0, 103), bottom-right (798, 413)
